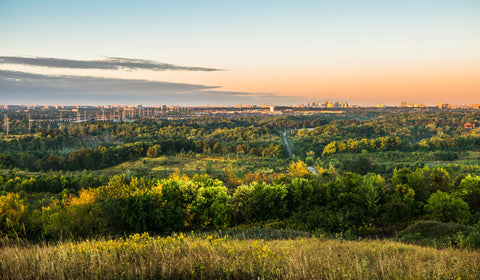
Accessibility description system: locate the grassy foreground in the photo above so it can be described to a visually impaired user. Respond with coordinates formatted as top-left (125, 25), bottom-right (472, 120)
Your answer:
top-left (1, 233), bottom-right (479, 280)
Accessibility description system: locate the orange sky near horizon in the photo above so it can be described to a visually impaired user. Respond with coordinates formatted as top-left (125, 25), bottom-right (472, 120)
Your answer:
top-left (3, 59), bottom-right (478, 105)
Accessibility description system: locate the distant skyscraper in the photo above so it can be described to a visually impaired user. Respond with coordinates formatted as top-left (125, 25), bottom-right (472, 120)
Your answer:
top-left (438, 102), bottom-right (449, 109)
top-left (401, 101), bottom-right (407, 107)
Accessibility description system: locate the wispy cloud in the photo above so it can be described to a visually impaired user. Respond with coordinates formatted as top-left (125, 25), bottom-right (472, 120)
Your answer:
top-left (0, 70), bottom-right (218, 94)
top-left (0, 70), bottom-right (300, 105)
top-left (0, 56), bottom-right (223, 71)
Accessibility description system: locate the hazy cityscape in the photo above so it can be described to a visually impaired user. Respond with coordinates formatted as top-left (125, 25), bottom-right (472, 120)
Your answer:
top-left (2, 100), bottom-right (479, 136)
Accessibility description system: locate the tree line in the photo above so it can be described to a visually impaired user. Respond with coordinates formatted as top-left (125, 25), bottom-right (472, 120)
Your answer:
top-left (1, 162), bottom-right (479, 241)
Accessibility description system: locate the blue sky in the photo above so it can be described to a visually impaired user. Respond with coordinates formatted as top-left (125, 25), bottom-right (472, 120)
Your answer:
top-left (1, 0), bottom-right (479, 105)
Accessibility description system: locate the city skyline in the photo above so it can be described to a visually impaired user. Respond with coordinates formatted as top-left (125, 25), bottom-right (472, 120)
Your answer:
top-left (2, 100), bottom-right (479, 109)
top-left (1, 0), bottom-right (479, 106)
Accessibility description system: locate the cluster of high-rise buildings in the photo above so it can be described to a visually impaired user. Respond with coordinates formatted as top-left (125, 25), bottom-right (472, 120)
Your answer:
top-left (296, 101), bottom-right (349, 109)
top-left (399, 101), bottom-right (426, 108)
top-left (399, 101), bottom-right (479, 109)
top-left (437, 102), bottom-right (479, 109)
top-left (2, 101), bottom-right (480, 120)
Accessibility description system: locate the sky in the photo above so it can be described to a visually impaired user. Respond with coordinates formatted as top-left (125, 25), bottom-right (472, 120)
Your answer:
top-left (1, 0), bottom-right (479, 106)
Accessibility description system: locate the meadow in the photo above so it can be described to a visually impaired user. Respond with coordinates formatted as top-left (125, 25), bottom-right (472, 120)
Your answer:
top-left (1, 232), bottom-right (479, 280)
top-left (98, 153), bottom-right (287, 177)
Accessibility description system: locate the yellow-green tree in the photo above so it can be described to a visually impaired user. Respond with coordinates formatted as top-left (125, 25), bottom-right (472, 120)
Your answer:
top-left (0, 193), bottom-right (27, 237)
top-left (287, 160), bottom-right (310, 178)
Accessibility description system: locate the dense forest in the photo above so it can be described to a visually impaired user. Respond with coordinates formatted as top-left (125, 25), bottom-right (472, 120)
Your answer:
top-left (1, 108), bottom-right (480, 248)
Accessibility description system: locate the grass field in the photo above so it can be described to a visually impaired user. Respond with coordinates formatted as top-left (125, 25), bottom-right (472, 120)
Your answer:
top-left (1, 232), bottom-right (479, 279)
top-left (464, 150), bottom-right (480, 160)
top-left (97, 154), bottom-right (287, 177)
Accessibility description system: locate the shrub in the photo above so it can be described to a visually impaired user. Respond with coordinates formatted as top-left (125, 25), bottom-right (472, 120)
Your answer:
top-left (424, 191), bottom-right (471, 224)
top-left (396, 220), bottom-right (476, 248)
top-left (0, 193), bottom-right (27, 237)
top-left (398, 220), bottom-right (473, 239)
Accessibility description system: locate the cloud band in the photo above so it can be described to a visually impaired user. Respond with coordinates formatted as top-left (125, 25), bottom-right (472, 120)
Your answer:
top-left (0, 56), bottom-right (223, 72)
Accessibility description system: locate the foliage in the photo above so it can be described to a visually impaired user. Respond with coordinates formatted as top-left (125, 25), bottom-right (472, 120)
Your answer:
top-left (398, 220), bottom-right (474, 238)
top-left (2, 167), bottom-right (480, 241)
top-left (0, 193), bottom-right (27, 237)
top-left (397, 220), bottom-right (476, 248)
top-left (2, 110), bottom-right (480, 246)
top-left (287, 160), bottom-right (310, 178)
top-left (424, 191), bottom-right (471, 224)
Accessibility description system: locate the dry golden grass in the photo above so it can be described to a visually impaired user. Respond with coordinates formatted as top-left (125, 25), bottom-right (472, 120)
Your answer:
top-left (1, 233), bottom-right (479, 279)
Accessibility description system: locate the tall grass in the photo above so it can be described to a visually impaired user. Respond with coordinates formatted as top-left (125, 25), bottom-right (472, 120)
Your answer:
top-left (1, 232), bottom-right (479, 279)
top-left (199, 228), bottom-right (315, 240)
